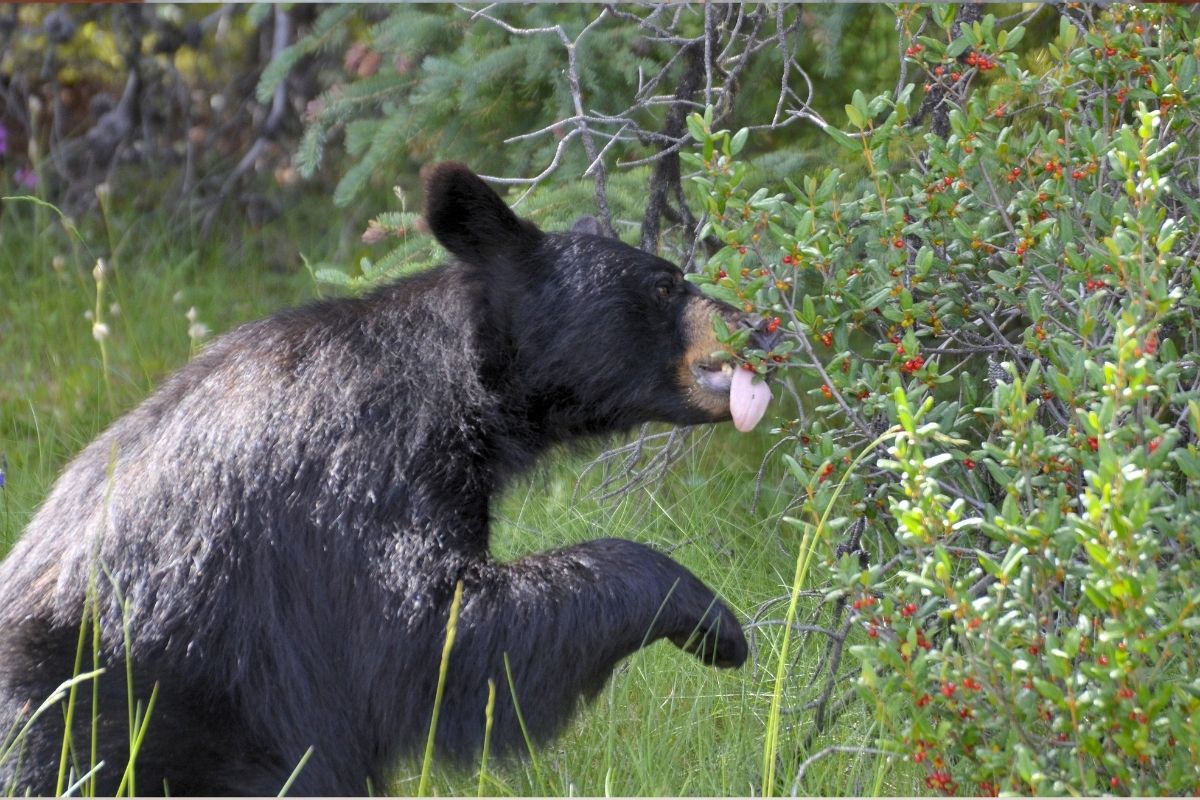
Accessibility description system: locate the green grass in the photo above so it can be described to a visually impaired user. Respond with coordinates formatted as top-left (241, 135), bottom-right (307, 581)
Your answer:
top-left (0, 195), bottom-right (324, 550)
top-left (0, 190), bottom-right (916, 796)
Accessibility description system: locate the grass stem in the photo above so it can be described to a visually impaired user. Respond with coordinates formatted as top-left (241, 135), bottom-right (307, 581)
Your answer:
top-left (418, 580), bottom-right (464, 797)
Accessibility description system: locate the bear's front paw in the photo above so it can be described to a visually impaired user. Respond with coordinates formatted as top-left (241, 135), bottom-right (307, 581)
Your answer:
top-left (669, 601), bottom-right (748, 669)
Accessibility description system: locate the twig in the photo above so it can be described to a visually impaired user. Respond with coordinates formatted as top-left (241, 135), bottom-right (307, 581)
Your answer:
top-left (789, 746), bottom-right (891, 797)
top-left (201, 6), bottom-right (293, 236)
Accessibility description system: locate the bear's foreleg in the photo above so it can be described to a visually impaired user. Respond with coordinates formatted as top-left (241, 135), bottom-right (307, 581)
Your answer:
top-left (424, 537), bottom-right (745, 761)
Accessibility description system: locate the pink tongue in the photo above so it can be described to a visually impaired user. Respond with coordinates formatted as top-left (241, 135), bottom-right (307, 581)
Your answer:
top-left (730, 368), bottom-right (772, 432)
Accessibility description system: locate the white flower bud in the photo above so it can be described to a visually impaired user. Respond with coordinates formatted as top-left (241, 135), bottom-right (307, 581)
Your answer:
top-left (92, 258), bottom-right (108, 283)
top-left (51, 255), bottom-right (66, 273)
top-left (186, 306), bottom-right (198, 323)
top-left (92, 321), bottom-right (110, 342)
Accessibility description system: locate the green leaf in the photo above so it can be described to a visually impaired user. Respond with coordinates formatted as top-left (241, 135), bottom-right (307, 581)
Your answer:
top-left (1033, 677), bottom-right (1065, 705)
top-left (845, 104), bottom-right (867, 130)
top-left (699, 283), bottom-right (742, 308)
top-left (730, 127), bottom-right (749, 156)
top-left (823, 124), bottom-right (860, 152)
top-left (851, 89), bottom-right (870, 121)
top-left (946, 34), bottom-right (973, 58)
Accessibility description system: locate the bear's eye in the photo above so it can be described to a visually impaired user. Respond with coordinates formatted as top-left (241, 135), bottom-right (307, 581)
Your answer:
top-left (655, 280), bottom-right (674, 304)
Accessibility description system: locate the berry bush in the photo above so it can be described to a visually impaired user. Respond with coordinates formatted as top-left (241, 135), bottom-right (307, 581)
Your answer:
top-left (686, 5), bottom-right (1200, 795)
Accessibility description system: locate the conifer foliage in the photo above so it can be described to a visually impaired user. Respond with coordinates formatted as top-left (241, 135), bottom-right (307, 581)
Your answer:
top-left (267, 4), bottom-right (863, 286)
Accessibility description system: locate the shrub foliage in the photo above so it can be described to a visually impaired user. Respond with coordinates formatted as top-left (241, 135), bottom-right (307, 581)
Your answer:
top-left (686, 4), bottom-right (1200, 795)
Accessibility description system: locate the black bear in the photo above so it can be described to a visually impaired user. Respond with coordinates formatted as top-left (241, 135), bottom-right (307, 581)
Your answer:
top-left (0, 163), bottom-right (773, 796)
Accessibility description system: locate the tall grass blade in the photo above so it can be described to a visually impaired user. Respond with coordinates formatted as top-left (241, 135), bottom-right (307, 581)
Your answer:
top-left (761, 427), bottom-right (899, 796)
top-left (418, 580), bottom-right (464, 797)
top-left (502, 651), bottom-right (543, 791)
top-left (0, 669), bottom-right (105, 772)
top-left (64, 759), bottom-right (105, 797)
top-left (115, 682), bottom-right (159, 797)
top-left (57, 590), bottom-right (94, 795)
top-left (476, 679), bottom-right (496, 798)
top-left (277, 745), bottom-right (315, 797)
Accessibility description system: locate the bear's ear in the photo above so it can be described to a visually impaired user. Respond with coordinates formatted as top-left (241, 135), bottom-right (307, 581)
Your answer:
top-left (422, 162), bottom-right (542, 265)
top-left (570, 215), bottom-right (605, 237)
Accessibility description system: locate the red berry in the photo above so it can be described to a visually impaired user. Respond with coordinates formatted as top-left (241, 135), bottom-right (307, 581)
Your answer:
top-left (941, 682), bottom-right (956, 697)
top-left (766, 316), bottom-right (781, 334)
top-left (964, 458), bottom-right (976, 470)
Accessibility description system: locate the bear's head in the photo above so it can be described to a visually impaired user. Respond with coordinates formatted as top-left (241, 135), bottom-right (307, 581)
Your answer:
top-left (422, 162), bottom-right (775, 437)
